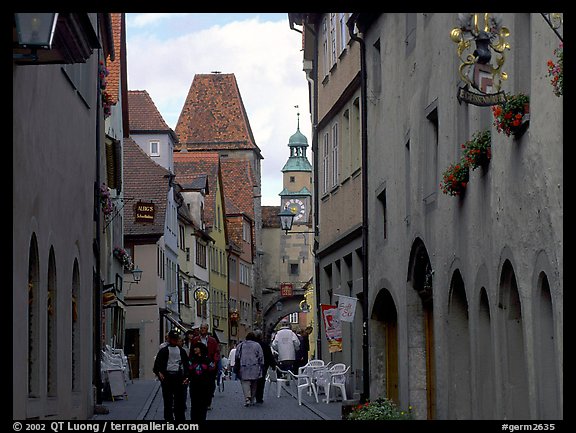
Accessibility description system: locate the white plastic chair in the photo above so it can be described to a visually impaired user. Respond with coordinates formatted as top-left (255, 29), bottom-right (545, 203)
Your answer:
top-left (266, 366), bottom-right (291, 398)
top-left (288, 369), bottom-right (319, 405)
top-left (316, 363), bottom-right (350, 403)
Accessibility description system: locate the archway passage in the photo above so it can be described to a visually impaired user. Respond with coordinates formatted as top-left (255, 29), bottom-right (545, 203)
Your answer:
top-left (406, 238), bottom-right (435, 420)
top-left (262, 294), bottom-right (305, 341)
top-left (478, 288), bottom-right (496, 419)
top-left (371, 288), bottom-right (399, 404)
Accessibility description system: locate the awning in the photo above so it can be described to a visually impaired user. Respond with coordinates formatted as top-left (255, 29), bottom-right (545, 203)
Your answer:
top-left (163, 311), bottom-right (192, 333)
top-left (213, 329), bottom-right (225, 343)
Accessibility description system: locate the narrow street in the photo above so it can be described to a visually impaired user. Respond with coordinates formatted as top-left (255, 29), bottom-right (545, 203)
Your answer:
top-left (93, 377), bottom-right (342, 421)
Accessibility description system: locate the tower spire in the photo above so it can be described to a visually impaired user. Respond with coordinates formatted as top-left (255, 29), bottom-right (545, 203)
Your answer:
top-left (295, 105), bottom-right (300, 130)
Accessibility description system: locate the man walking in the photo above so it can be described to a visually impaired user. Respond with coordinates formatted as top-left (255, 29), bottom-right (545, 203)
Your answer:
top-left (254, 329), bottom-right (276, 404)
top-left (271, 320), bottom-right (300, 374)
top-left (153, 330), bottom-right (189, 421)
top-left (192, 323), bottom-right (220, 409)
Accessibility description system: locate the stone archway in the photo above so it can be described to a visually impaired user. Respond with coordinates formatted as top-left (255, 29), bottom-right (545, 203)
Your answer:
top-left (406, 238), bottom-right (435, 420)
top-left (261, 294), bottom-right (305, 341)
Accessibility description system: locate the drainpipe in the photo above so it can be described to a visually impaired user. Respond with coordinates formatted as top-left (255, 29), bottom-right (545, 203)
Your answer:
top-left (348, 15), bottom-right (370, 403)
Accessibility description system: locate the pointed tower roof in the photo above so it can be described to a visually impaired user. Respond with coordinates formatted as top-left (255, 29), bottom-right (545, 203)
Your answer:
top-left (175, 73), bottom-right (262, 158)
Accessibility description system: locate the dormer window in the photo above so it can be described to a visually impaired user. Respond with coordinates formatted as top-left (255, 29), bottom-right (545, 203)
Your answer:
top-left (150, 140), bottom-right (160, 156)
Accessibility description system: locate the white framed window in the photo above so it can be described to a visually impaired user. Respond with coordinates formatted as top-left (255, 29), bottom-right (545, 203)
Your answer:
top-left (323, 132), bottom-right (329, 193)
top-left (322, 17), bottom-right (329, 78)
top-left (339, 13), bottom-right (348, 53)
top-left (332, 123), bottom-right (339, 187)
top-left (330, 13), bottom-right (337, 68)
top-left (289, 312), bottom-right (299, 323)
top-left (242, 220), bottom-right (251, 242)
top-left (150, 140), bottom-right (160, 156)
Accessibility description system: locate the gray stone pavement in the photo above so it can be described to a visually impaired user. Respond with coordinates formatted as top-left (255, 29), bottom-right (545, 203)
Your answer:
top-left (92, 377), bottom-right (344, 421)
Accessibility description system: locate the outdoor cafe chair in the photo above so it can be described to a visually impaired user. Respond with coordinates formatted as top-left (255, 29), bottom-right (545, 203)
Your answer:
top-left (288, 369), bottom-right (319, 405)
top-left (315, 363), bottom-right (350, 403)
top-left (266, 366), bottom-right (291, 398)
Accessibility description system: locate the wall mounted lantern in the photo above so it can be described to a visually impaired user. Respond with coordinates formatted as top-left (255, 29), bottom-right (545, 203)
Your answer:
top-left (14, 13), bottom-right (58, 60)
top-left (131, 266), bottom-right (143, 283)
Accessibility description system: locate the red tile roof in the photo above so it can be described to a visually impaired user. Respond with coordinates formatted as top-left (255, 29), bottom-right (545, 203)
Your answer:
top-left (105, 13), bottom-right (122, 105)
top-left (123, 137), bottom-right (171, 238)
top-left (128, 90), bottom-right (173, 133)
top-left (220, 158), bottom-right (256, 221)
top-left (175, 73), bottom-right (261, 156)
top-left (173, 152), bottom-right (222, 230)
top-left (262, 206), bottom-right (281, 228)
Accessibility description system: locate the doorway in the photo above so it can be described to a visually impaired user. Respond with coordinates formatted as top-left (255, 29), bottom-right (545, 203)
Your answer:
top-left (124, 328), bottom-right (140, 379)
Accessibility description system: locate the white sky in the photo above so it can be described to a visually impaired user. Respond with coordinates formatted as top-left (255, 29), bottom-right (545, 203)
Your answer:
top-left (125, 13), bottom-right (312, 206)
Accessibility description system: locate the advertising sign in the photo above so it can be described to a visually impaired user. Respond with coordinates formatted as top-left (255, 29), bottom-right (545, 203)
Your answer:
top-left (321, 304), bottom-right (342, 353)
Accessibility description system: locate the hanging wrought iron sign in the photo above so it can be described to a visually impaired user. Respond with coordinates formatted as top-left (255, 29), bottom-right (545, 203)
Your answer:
top-left (193, 286), bottom-right (210, 303)
top-left (134, 201), bottom-right (155, 223)
top-left (451, 13), bottom-right (511, 106)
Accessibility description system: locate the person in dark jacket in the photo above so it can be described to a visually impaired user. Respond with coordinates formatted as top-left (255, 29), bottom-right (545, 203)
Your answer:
top-left (187, 341), bottom-right (215, 422)
top-left (254, 329), bottom-right (276, 404)
top-left (152, 330), bottom-right (189, 421)
top-left (295, 326), bottom-right (313, 371)
top-left (191, 322), bottom-right (220, 409)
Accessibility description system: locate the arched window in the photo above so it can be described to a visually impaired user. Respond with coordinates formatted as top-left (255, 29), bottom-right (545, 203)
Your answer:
top-left (47, 247), bottom-right (57, 397)
top-left (28, 234), bottom-right (40, 398)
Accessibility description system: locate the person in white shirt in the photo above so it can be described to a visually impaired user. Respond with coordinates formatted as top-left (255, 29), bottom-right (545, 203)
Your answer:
top-left (228, 344), bottom-right (237, 380)
top-left (152, 330), bottom-right (189, 421)
top-left (271, 320), bottom-right (300, 374)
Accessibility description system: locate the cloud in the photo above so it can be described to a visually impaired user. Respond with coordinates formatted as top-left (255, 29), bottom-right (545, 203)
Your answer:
top-left (126, 14), bottom-right (312, 206)
top-left (128, 13), bottom-right (191, 27)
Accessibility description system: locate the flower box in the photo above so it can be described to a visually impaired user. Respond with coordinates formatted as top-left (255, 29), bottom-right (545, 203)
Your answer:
top-left (547, 43), bottom-right (563, 97)
top-left (440, 160), bottom-right (469, 197)
top-left (462, 129), bottom-right (491, 170)
top-left (492, 93), bottom-right (530, 138)
top-left (113, 246), bottom-right (134, 271)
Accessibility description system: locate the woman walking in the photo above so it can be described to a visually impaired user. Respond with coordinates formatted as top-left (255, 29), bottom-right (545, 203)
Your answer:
top-left (234, 332), bottom-right (264, 407)
top-left (187, 341), bottom-right (216, 422)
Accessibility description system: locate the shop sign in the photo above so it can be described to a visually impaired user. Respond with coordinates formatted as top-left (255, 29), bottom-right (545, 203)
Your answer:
top-left (280, 282), bottom-right (293, 297)
top-left (135, 201), bottom-right (155, 223)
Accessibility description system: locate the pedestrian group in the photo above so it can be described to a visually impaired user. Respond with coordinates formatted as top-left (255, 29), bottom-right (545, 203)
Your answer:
top-left (153, 321), bottom-right (306, 421)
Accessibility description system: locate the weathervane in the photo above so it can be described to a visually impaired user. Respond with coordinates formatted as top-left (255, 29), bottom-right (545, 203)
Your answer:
top-left (450, 13), bottom-right (510, 103)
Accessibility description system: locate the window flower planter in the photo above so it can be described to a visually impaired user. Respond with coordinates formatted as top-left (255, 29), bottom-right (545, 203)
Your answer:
top-left (100, 183), bottom-right (115, 218)
top-left (462, 129), bottom-right (491, 170)
top-left (441, 160), bottom-right (469, 197)
top-left (547, 43), bottom-right (563, 97)
top-left (492, 93), bottom-right (530, 138)
top-left (113, 246), bottom-right (134, 271)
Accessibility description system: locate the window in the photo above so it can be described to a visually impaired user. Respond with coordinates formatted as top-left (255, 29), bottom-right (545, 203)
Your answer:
top-left (150, 141), bottom-right (160, 156)
top-left (323, 132), bottom-right (330, 193)
top-left (229, 257), bottom-right (237, 281)
top-left (330, 13), bottom-right (337, 68)
top-left (406, 13), bottom-right (417, 56)
top-left (242, 220), bottom-right (251, 242)
top-left (290, 263), bottom-right (300, 276)
top-left (289, 312), bottom-right (299, 323)
top-left (378, 188), bottom-right (387, 240)
top-left (179, 225), bottom-right (186, 251)
top-left (339, 13), bottom-right (348, 53)
top-left (322, 17), bottom-right (329, 78)
top-left (332, 123), bottom-right (339, 186)
top-left (196, 240), bottom-right (206, 268)
top-left (425, 107), bottom-right (439, 200)
top-left (290, 176), bottom-right (295, 183)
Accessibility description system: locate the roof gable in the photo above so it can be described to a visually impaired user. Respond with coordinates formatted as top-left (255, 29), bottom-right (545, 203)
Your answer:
top-left (128, 90), bottom-right (173, 134)
top-left (123, 137), bottom-right (171, 237)
top-left (175, 73), bottom-right (261, 155)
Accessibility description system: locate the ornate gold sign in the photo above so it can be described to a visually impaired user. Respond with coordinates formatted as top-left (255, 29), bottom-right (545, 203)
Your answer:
top-left (451, 13), bottom-right (511, 104)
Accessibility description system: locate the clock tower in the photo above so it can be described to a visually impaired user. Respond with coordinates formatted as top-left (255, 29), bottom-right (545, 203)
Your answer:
top-left (279, 114), bottom-right (312, 225)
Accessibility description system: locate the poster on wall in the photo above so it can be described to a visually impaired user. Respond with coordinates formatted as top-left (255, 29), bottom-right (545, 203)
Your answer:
top-left (335, 294), bottom-right (358, 323)
top-left (321, 304), bottom-right (342, 353)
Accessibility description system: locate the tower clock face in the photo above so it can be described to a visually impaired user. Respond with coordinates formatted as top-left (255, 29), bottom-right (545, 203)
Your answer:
top-left (285, 198), bottom-right (306, 222)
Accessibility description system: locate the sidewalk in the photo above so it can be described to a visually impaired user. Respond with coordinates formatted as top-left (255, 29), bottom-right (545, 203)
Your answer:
top-left (91, 379), bottom-right (160, 420)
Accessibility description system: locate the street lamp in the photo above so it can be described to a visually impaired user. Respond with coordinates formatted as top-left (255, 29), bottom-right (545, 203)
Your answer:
top-left (278, 206), bottom-right (296, 234)
top-left (14, 13), bottom-right (59, 60)
top-left (131, 266), bottom-right (143, 283)
top-left (278, 205), bottom-right (315, 235)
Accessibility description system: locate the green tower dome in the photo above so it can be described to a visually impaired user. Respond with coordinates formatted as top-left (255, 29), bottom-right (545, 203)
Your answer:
top-left (288, 128), bottom-right (308, 147)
